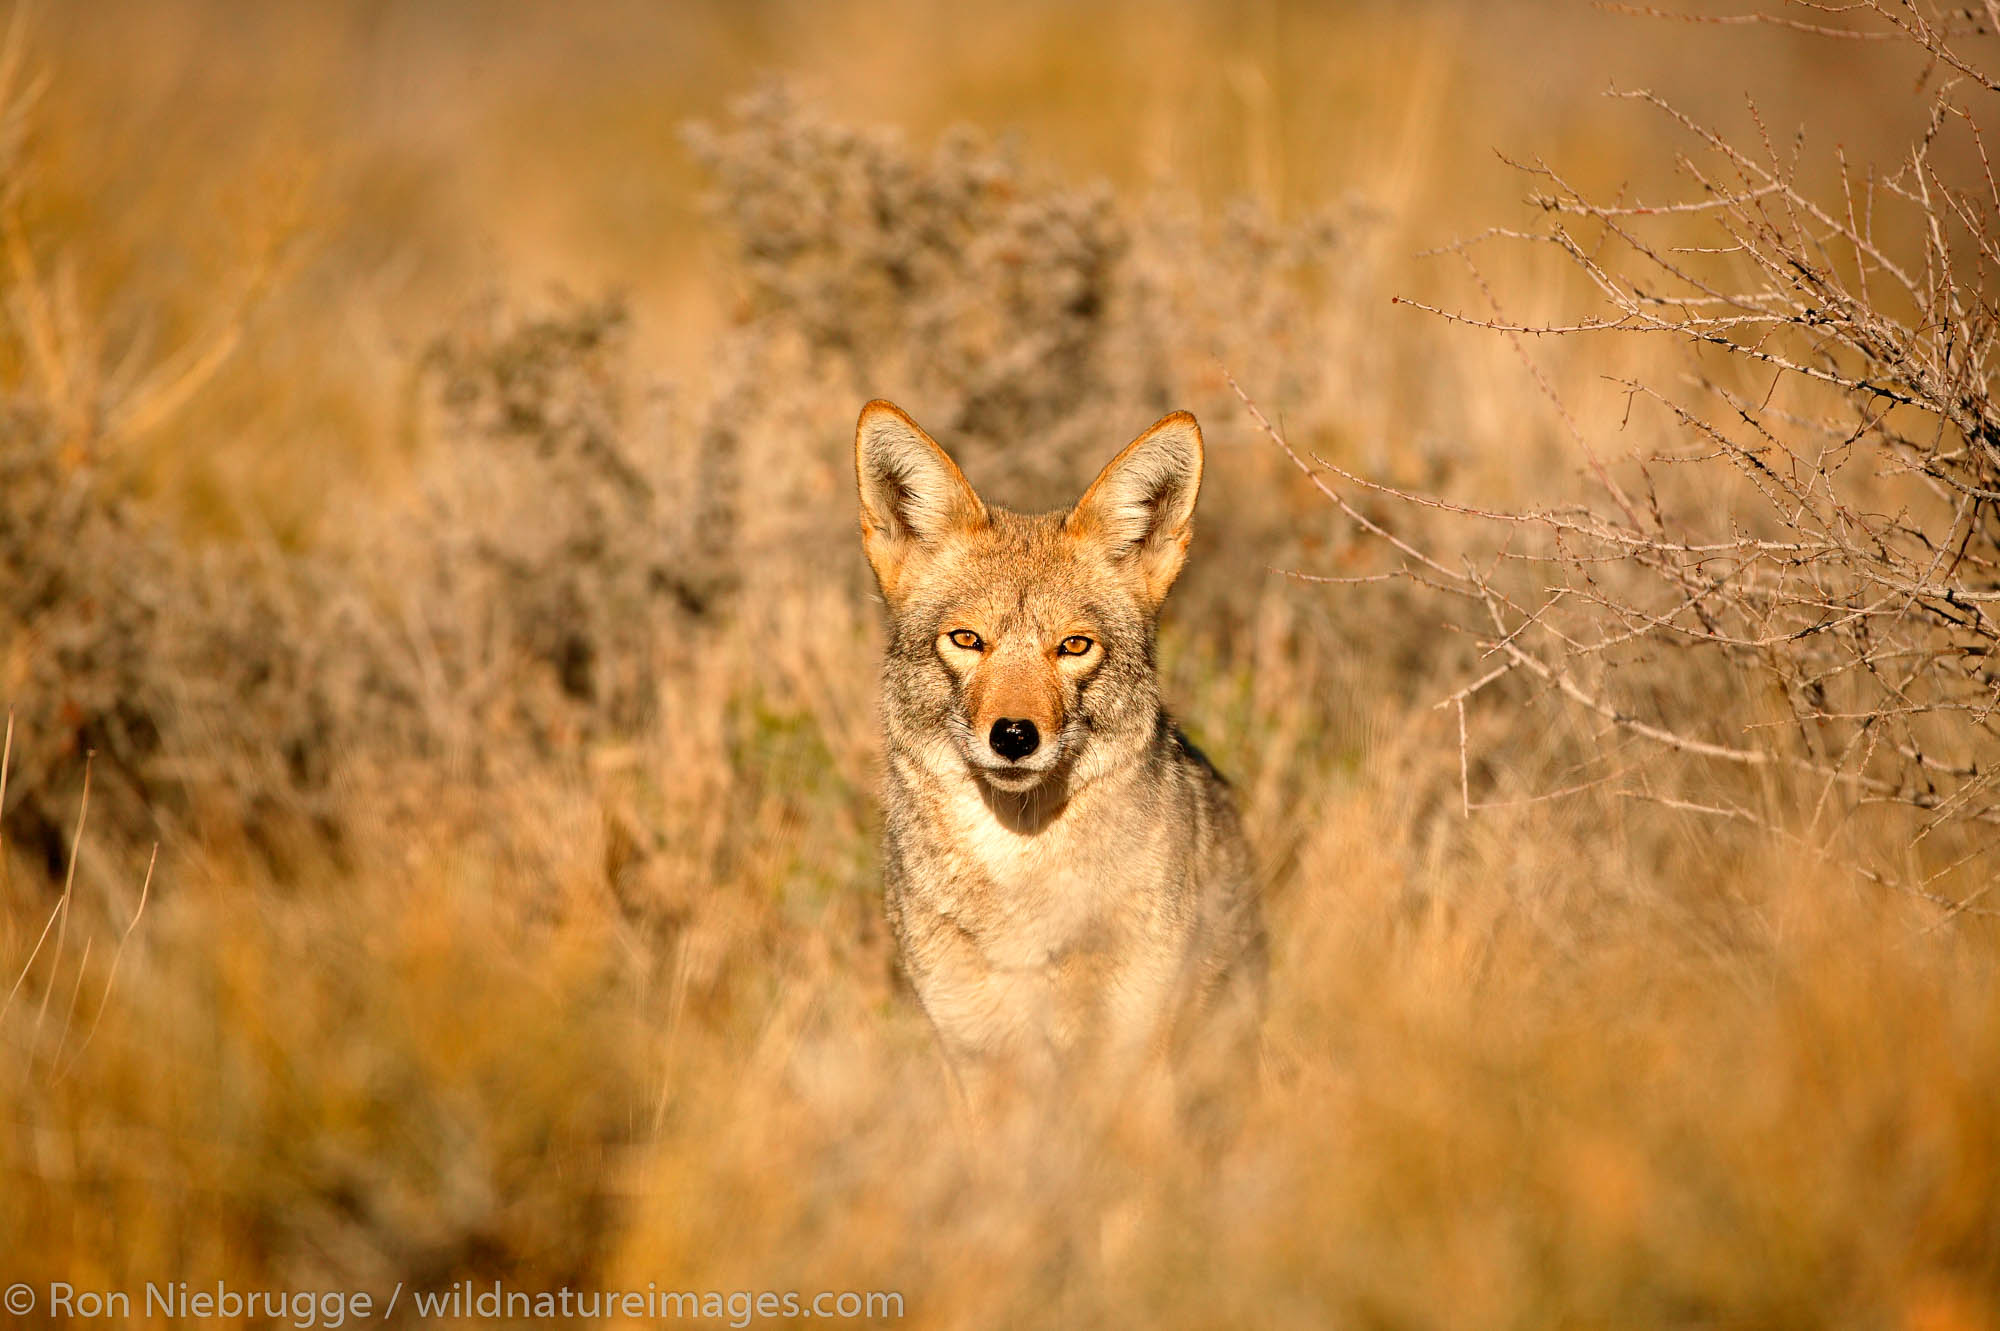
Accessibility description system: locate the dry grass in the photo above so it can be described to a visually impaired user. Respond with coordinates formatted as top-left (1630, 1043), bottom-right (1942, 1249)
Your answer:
top-left (5, 2), bottom-right (2000, 1327)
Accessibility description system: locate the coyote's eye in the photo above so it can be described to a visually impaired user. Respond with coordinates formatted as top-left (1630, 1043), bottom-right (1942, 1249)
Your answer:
top-left (1057, 635), bottom-right (1095, 657)
top-left (946, 629), bottom-right (985, 652)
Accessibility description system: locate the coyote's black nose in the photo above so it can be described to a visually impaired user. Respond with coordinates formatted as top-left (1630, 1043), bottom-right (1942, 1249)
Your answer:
top-left (989, 718), bottom-right (1040, 762)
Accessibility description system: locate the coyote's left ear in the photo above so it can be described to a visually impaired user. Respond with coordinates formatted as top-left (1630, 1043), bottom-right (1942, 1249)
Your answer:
top-left (1067, 410), bottom-right (1204, 606)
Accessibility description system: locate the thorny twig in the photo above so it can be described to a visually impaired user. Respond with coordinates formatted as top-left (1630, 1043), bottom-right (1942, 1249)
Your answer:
top-left (1242, 2), bottom-right (2000, 914)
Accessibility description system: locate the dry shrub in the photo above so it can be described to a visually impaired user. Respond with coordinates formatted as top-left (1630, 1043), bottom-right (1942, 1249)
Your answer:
top-left (687, 87), bottom-right (1349, 594)
top-left (0, 402), bottom-right (397, 876)
top-left (1272, 2), bottom-right (2000, 907)
top-left (687, 89), bottom-right (1132, 473)
top-left (0, 415), bottom-right (180, 870)
top-left (0, 25), bottom-right (355, 872)
top-left (392, 297), bottom-right (703, 750)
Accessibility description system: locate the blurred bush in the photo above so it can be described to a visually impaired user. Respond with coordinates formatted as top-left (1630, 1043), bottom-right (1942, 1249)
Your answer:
top-left (4, 85), bottom-right (1361, 871)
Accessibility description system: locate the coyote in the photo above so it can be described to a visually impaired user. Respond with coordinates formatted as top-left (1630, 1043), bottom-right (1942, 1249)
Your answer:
top-left (854, 399), bottom-right (1266, 1125)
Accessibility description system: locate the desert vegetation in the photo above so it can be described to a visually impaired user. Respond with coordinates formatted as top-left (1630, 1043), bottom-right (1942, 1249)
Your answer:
top-left (5, 1), bottom-right (2000, 1327)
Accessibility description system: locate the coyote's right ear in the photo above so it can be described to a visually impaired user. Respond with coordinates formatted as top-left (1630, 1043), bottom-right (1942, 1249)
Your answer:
top-left (855, 400), bottom-right (987, 599)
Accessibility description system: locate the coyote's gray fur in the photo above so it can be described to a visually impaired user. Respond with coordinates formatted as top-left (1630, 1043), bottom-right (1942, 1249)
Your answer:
top-left (854, 399), bottom-right (1266, 1125)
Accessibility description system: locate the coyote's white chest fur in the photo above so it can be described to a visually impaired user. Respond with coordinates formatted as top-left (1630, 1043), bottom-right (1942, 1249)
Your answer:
top-left (854, 398), bottom-right (1267, 1117)
top-left (914, 750), bottom-right (1120, 960)
top-left (891, 746), bottom-right (1198, 1066)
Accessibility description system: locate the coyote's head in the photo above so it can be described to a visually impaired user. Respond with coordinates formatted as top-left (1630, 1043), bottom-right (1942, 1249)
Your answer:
top-left (855, 400), bottom-right (1202, 796)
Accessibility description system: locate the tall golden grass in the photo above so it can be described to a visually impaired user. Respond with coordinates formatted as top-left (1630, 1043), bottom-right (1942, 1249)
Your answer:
top-left (5, 2), bottom-right (2000, 1327)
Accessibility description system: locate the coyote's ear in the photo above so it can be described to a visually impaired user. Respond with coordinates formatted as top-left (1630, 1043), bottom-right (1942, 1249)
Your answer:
top-left (1067, 411), bottom-right (1203, 606)
top-left (855, 400), bottom-right (987, 598)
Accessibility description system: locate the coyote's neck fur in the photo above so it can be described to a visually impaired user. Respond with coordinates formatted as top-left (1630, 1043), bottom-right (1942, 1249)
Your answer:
top-left (887, 721), bottom-right (1157, 948)
top-left (854, 399), bottom-right (1267, 1126)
